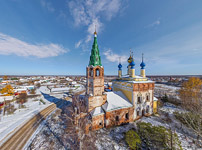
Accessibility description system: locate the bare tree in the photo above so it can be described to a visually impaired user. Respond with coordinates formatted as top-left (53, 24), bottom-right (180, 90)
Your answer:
top-left (47, 86), bottom-right (52, 92)
top-left (17, 92), bottom-right (27, 108)
top-left (63, 94), bottom-right (96, 150)
top-left (178, 77), bottom-right (202, 146)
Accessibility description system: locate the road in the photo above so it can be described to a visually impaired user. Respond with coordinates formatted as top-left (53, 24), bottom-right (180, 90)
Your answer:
top-left (0, 103), bottom-right (56, 150)
top-left (0, 87), bottom-right (86, 150)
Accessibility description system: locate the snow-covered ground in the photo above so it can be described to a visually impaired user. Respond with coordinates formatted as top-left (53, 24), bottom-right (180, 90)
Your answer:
top-left (28, 101), bottom-right (201, 150)
top-left (0, 96), bottom-right (52, 145)
top-left (154, 83), bottom-right (180, 99)
top-left (140, 103), bottom-right (200, 150)
top-left (0, 86), bottom-right (56, 145)
top-left (155, 84), bottom-right (180, 91)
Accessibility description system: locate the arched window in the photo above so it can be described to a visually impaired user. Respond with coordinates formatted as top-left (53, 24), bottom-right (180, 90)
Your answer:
top-left (137, 97), bottom-right (141, 103)
top-left (142, 109), bottom-right (145, 116)
top-left (137, 93), bottom-right (142, 104)
top-left (90, 68), bottom-right (93, 77)
top-left (146, 105), bottom-right (150, 113)
top-left (146, 94), bottom-right (150, 101)
top-left (136, 107), bottom-right (140, 116)
top-left (125, 113), bottom-right (129, 120)
top-left (116, 116), bottom-right (119, 121)
top-left (96, 68), bottom-right (100, 76)
top-left (137, 111), bottom-right (139, 116)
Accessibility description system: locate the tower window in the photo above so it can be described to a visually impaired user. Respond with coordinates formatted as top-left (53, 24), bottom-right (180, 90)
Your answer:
top-left (99, 122), bottom-right (102, 126)
top-left (90, 68), bottom-right (93, 77)
top-left (96, 68), bottom-right (100, 76)
top-left (116, 116), bottom-right (119, 121)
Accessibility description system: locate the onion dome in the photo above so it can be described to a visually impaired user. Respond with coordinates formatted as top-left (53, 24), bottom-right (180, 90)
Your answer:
top-left (140, 53), bottom-right (146, 69)
top-left (127, 55), bottom-right (133, 63)
top-left (118, 63), bottom-right (122, 70)
top-left (130, 58), bottom-right (135, 69)
top-left (140, 61), bottom-right (146, 69)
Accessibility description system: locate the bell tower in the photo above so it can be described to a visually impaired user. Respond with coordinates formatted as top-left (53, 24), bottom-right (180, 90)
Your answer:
top-left (86, 30), bottom-right (107, 112)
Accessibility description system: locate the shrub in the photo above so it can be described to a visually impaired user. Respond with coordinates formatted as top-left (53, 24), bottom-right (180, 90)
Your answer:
top-left (174, 111), bottom-right (202, 131)
top-left (125, 130), bottom-right (141, 150)
top-left (40, 99), bottom-right (46, 105)
top-left (137, 122), bottom-right (182, 150)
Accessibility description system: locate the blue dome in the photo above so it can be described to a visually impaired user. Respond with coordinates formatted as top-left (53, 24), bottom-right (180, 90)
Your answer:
top-left (118, 63), bottom-right (122, 70)
top-left (130, 59), bottom-right (135, 69)
top-left (140, 61), bottom-right (146, 69)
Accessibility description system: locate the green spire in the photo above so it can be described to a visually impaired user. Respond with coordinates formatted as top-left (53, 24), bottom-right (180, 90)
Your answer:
top-left (89, 33), bottom-right (102, 66)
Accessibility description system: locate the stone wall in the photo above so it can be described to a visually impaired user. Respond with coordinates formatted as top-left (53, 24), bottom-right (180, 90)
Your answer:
top-left (105, 107), bottom-right (134, 128)
top-left (87, 95), bottom-right (106, 112)
top-left (91, 114), bottom-right (105, 130)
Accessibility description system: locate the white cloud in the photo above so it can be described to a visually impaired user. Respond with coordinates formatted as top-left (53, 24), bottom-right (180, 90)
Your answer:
top-left (40, 0), bottom-right (55, 12)
top-left (0, 33), bottom-right (68, 58)
top-left (68, 0), bottom-right (124, 47)
top-left (75, 40), bottom-right (82, 48)
top-left (147, 19), bottom-right (161, 27)
top-left (103, 49), bottom-right (128, 64)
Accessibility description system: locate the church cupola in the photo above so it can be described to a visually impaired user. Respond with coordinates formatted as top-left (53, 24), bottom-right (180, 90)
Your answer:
top-left (130, 57), bottom-right (135, 78)
top-left (140, 53), bottom-right (146, 77)
top-left (127, 50), bottom-right (133, 75)
top-left (118, 58), bottom-right (122, 78)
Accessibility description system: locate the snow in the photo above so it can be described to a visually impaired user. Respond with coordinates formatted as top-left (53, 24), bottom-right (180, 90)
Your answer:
top-left (154, 96), bottom-right (158, 101)
top-left (102, 91), bottom-right (133, 112)
top-left (51, 87), bottom-right (70, 92)
top-left (23, 109), bottom-right (56, 150)
top-left (0, 86), bottom-right (55, 145)
top-left (155, 84), bottom-right (180, 91)
top-left (160, 102), bottom-right (184, 114)
top-left (127, 80), bottom-right (154, 84)
top-left (90, 106), bottom-right (104, 116)
top-left (139, 103), bottom-right (199, 149)
top-left (0, 96), bottom-right (14, 103)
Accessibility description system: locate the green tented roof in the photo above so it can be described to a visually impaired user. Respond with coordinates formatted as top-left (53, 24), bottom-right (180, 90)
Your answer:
top-left (89, 35), bottom-right (102, 66)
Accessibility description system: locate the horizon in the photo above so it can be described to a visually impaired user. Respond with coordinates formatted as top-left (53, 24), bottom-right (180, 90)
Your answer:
top-left (0, 0), bottom-right (202, 75)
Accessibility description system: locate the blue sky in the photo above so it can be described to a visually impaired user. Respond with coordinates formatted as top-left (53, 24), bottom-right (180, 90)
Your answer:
top-left (0, 0), bottom-right (202, 75)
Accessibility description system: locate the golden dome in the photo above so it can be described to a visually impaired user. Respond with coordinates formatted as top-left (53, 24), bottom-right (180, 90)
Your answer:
top-left (127, 55), bottom-right (132, 63)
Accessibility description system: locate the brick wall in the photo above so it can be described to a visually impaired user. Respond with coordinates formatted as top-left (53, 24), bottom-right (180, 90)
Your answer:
top-left (91, 114), bottom-right (105, 130)
top-left (105, 107), bottom-right (134, 128)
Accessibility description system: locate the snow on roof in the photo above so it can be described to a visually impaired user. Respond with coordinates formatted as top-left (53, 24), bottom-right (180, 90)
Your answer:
top-left (90, 106), bottom-right (104, 116)
top-left (14, 89), bottom-right (27, 92)
top-left (154, 97), bottom-right (158, 101)
top-left (72, 81), bottom-right (77, 85)
top-left (121, 75), bottom-right (144, 79)
top-left (51, 87), bottom-right (70, 92)
top-left (127, 80), bottom-right (154, 84)
top-left (102, 91), bottom-right (133, 112)
top-left (0, 96), bottom-right (14, 102)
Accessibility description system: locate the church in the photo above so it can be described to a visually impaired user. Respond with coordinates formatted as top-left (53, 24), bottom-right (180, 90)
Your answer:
top-left (73, 30), bottom-right (158, 131)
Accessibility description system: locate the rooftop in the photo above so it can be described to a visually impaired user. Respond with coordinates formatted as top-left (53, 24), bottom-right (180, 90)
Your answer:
top-left (102, 91), bottom-right (133, 112)
top-left (90, 106), bottom-right (104, 116)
